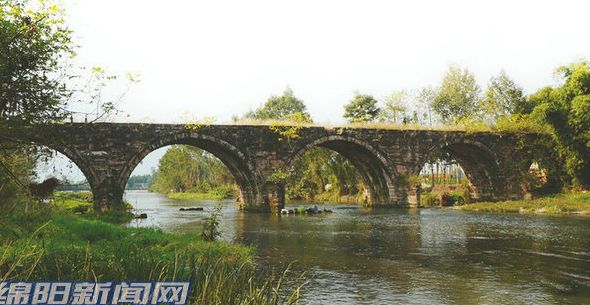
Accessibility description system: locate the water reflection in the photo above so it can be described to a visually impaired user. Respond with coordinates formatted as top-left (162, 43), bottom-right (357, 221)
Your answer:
top-left (125, 191), bottom-right (590, 304)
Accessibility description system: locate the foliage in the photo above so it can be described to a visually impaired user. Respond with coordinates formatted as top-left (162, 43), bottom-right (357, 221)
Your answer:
top-left (286, 147), bottom-right (362, 202)
top-left (420, 191), bottom-right (466, 206)
top-left (420, 192), bottom-right (439, 207)
top-left (379, 90), bottom-right (408, 123)
top-left (125, 174), bottom-right (153, 190)
top-left (243, 88), bottom-right (311, 121)
top-left (201, 203), bottom-right (223, 242)
top-left (416, 86), bottom-right (437, 125)
top-left (431, 65), bottom-right (481, 123)
top-left (268, 112), bottom-right (312, 141)
top-left (343, 93), bottom-right (380, 123)
top-left (0, 0), bottom-right (73, 126)
top-left (185, 116), bottom-right (215, 131)
top-left (528, 60), bottom-right (590, 189)
top-left (481, 71), bottom-right (528, 122)
top-left (0, 148), bottom-right (34, 210)
top-left (266, 169), bottom-right (290, 185)
top-left (150, 145), bottom-right (234, 194)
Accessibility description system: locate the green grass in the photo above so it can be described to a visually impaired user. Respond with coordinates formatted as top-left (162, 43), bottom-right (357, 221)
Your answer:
top-left (169, 192), bottom-right (228, 200)
top-left (168, 187), bottom-right (235, 201)
top-left (0, 208), bottom-right (304, 304)
top-left (52, 192), bottom-right (133, 218)
top-left (52, 191), bottom-right (93, 213)
top-left (454, 192), bottom-right (590, 215)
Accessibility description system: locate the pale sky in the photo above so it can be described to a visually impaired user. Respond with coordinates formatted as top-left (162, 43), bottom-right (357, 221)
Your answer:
top-left (42, 0), bottom-right (590, 181)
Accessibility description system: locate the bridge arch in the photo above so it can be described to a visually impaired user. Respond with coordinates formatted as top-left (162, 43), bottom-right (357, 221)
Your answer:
top-left (286, 135), bottom-right (397, 205)
top-left (416, 139), bottom-right (506, 201)
top-left (48, 146), bottom-right (99, 191)
top-left (120, 132), bottom-right (260, 207)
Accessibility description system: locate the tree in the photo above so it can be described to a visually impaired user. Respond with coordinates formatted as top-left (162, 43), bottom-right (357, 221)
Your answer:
top-left (379, 90), bottom-right (408, 123)
top-left (150, 145), bottom-right (234, 194)
top-left (416, 86), bottom-right (437, 125)
top-left (244, 87), bottom-right (311, 121)
top-left (482, 71), bottom-right (528, 122)
top-left (529, 60), bottom-right (590, 189)
top-left (0, 0), bottom-right (74, 126)
top-left (343, 93), bottom-right (380, 123)
top-left (0, 0), bottom-right (76, 207)
top-left (431, 65), bottom-right (481, 123)
top-left (1, 0), bottom-right (129, 204)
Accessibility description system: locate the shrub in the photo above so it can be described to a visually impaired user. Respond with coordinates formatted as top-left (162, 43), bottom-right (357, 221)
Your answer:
top-left (420, 191), bottom-right (465, 206)
top-left (420, 192), bottom-right (440, 206)
top-left (202, 204), bottom-right (223, 241)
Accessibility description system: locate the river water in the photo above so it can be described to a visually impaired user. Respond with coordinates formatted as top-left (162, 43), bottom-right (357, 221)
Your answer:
top-left (124, 191), bottom-right (590, 305)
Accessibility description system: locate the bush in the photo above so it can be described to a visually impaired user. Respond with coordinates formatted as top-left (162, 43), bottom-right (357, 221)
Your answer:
top-left (420, 191), bottom-right (465, 206)
top-left (420, 192), bottom-right (440, 206)
top-left (441, 192), bottom-right (465, 206)
top-left (209, 186), bottom-right (235, 199)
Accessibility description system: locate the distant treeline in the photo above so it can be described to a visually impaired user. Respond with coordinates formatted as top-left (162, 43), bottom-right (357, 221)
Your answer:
top-left (57, 174), bottom-right (154, 192)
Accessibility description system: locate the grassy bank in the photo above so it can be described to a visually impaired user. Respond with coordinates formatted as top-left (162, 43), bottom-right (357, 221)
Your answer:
top-left (169, 192), bottom-right (231, 201)
top-left (167, 187), bottom-right (235, 201)
top-left (287, 193), bottom-right (365, 205)
top-left (0, 207), bottom-right (303, 304)
top-left (52, 191), bottom-right (93, 212)
top-left (454, 192), bottom-right (590, 215)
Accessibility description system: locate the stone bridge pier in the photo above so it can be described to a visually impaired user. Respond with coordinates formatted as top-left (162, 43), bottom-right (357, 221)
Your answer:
top-left (21, 123), bottom-right (537, 213)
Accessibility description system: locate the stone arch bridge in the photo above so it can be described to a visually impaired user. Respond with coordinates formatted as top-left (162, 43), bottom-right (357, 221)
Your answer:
top-left (23, 123), bottom-right (537, 212)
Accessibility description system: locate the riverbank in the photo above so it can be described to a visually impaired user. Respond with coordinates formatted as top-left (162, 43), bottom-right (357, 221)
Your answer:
top-left (165, 186), bottom-right (236, 201)
top-left (287, 194), bottom-right (363, 205)
top-left (168, 192), bottom-right (231, 201)
top-left (0, 201), bottom-right (303, 304)
top-left (454, 192), bottom-right (590, 215)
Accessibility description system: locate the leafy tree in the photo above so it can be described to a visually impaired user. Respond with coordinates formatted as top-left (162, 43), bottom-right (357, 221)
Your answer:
top-left (416, 86), bottom-right (437, 125)
top-left (432, 65), bottom-right (481, 123)
top-left (0, 0), bottom-right (74, 126)
top-left (379, 90), bottom-right (408, 123)
top-left (287, 147), bottom-right (362, 201)
top-left (529, 61), bottom-right (590, 189)
top-left (0, 0), bottom-right (128, 207)
top-left (244, 88), bottom-right (311, 121)
top-left (482, 71), bottom-right (528, 122)
top-left (150, 146), bottom-right (234, 194)
top-left (343, 93), bottom-right (380, 123)
top-left (0, 0), bottom-right (76, 206)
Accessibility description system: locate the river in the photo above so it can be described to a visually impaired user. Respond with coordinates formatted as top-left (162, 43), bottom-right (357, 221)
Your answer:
top-left (124, 190), bottom-right (590, 305)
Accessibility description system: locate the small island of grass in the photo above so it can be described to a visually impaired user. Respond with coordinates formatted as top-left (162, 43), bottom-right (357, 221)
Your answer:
top-left (453, 192), bottom-right (590, 215)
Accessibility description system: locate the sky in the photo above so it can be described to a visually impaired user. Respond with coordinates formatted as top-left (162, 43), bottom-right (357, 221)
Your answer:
top-left (42, 0), bottom-right (590, 181)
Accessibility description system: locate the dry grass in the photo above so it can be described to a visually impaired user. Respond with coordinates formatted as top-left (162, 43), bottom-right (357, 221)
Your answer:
top-left (225, 119), bottom-right (544, 134)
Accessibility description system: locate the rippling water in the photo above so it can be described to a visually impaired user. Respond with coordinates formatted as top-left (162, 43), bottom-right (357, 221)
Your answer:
top-left (124, 190), bottom-right (590, 305)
